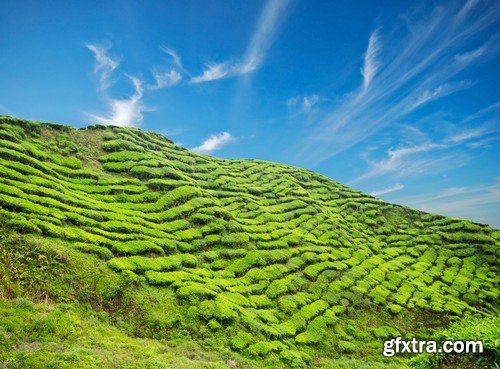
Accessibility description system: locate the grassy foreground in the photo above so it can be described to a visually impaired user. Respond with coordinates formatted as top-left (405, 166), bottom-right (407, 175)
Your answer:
top-left (0, 116), bottom-right (498, 368)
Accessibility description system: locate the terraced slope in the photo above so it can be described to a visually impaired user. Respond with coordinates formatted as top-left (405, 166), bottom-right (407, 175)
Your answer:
top-left (0, 116), bottom-right (498, 368)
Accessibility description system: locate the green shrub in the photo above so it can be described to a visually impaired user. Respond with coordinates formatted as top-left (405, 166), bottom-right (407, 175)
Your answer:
top-left (73, 242), bottom-right (113, 259)
top-left (213, 296), bottom-right (239, 322)
top-left (246, 264), bottom-right (289, 281)
top-left (130, 165), bottom-right (185, 180)
top-left (112, 241), bottom-right (165, 256)
top-left (267, 278), bottom-right (290, 298)
top-left (231, 332), bottom-right (254, 350)
top-left (99, 151), bottom-right (156, 163)
top-left (247, 341), bottom-right (283, 357)
top-left (5, 218), bottom-right (41, 234)
top-left (102, 139), bottom-right (145, 152)
top-left (145, 271), bottom-right (200, 285)
top-left (410, 315), bottom-right (500, 369)
top-left (221, 233), bottom-right (250, 246)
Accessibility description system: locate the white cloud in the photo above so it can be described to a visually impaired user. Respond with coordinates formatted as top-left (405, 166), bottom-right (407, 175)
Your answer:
top-left (86, 42), bottom-right (184, 127)
top-left (358, 134), bottom-right (480, 183)
top-left (0, 104), bottom-right (16, 116)
top-left (467, 135), bottom-right (500, 148)
top-left (85, 43), bottom-right (119, 91)
top-left (147, 47), bottom-right (186, 89)
top-left (86, 43), bottom-right (148, 127)
top-left (463, 101), bottom-right (500, 123)
top-left (162, 47), bottom-right (185, 71)
top-left (456, 0), bottom-right (480, 21)
top-left (190, 0), bottom-right (290, 84)
top-left (89, 75), bottom-right (149, 127)
top-left (355, 101), bottom-right (499, 183)
top-left (150, 68), bottom-right (182, 89)
top-left (192, 132), bottom-right (234, 154)
top-left (370, 183), bottom-right (404, 197)
top-left (190, 63), bottom-right (230, 84)
top-left (444, 106), bottom-right (500, 146)
top-left (446, 126), bottom-right (493, 144)
top-left (294, 2), bottom-right (499, 166)
top-left (404, 81), bottom-right (474, 113)
top-left (361, 30), bottom-right (381, 90)
top-left (393, 181), bottom-right (500, 228)
top-left (287, 94), bottom-right (321, 114)
top-left (454, 44), bottom-right (487, 65)
top-left (399, 183), bottom-right (499, 207)
top-left (421, 188), bottom-right (500, 215)
top-left (357, 142), bottom-right (448, 181)
top-left (302, 95), bottom-right (320, 112)
top-left (429, 187), bottom-right (467, 200)
top-left (240, 0), bottom-right (291, 74)
top-left (286, 96), bottom-right (298, 107)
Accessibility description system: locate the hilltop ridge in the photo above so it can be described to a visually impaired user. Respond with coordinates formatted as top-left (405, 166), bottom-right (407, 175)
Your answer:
top-left (0, 116), bottom-right (498, 368)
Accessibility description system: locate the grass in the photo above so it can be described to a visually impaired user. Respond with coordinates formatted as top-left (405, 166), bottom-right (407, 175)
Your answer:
top-left (0, 116), bottom-right (499, 368)
top-left (0, 299), bottom-right (243, 369)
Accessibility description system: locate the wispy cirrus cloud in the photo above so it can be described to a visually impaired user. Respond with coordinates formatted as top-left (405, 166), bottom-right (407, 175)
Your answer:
top-left (0, 104), bottom-right (17, 117)
top-left (454, 43), bottom-right (487, 65)
top-left (149, 68), bottom-right (182, 90)
top-left (190, 0), bottom-right (290, 84)
top-left (89, 75), bottom-right (150, 127)
top-left (361, 29), bottom-right (381, 90)
top-left (86, 43), bottom-right (148, 127)
top-left (356, 141), bottom-right (452, 182)
top-left (446, 126), bottom-right (496, 144)
top-left (294, 1), bottom-right (500, 166)
top-left (86, 43), bottom-right (185, 127)
top-left (370, 183), bottom-right (404, 197)
top-left (354, 101), bottom-right (499, 183)
top-left (287, 94), bottom-right (321, 116)
top-left (162, 47), bottom-right (185, 71)
top-left (392, 181), bottom-right (500, 228)
top-left (85, 43), bottom-right (119, 92)
top-left (191, 132), bottom-right (235, 154)
top-left (86, 1), bottom-right (291, 127)
top-left (403, 80), bottom-right (474, 114)
top-left (190, 63), bottom-right (230, 84)
top-left (240, 0), bottom-right (291, 74)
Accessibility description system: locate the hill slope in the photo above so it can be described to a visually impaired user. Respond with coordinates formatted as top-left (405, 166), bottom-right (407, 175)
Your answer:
top-left (0, 116), bottom-right (498, 368)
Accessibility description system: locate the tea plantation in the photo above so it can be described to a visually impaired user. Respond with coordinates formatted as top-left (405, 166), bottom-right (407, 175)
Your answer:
top-left (0, 116), bottom-right (498, 368)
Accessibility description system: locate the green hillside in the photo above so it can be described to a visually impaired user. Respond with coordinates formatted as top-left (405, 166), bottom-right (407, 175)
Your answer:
top-left (0, 116), bottom-right (498, 368)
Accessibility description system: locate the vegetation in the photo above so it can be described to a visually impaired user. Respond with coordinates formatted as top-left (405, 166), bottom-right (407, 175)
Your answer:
top-left (0, 116), bottom-right (498, 368)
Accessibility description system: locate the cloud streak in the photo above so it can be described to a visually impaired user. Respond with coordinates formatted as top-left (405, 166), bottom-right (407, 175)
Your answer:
top-left (89, 75), bottom-right (149, 127)
top-left (240, 0), bottom-right (291, 74)
top-left (361, 30), bottom-right (381, 90)
top-left (87, 44), bottom-right (186, 127)
top-left (357, 142), bottom-right (452, 182)
top-left (87, 1), bottom-right (292, 127)
top-left (287, 94), bottom-right (321, 116)
top-left (295, 1), bottom-right (500, 166)
top-left (85, 43), bottom-right (119, 92)
top-left (86, 43), bottom-right (148, 127)
top-left (190, 0), bottom-right (290, 84)
top-left (191, 132), bottom-right (235, 154)
top-left (370, 183), bottom-right (404, 197)
top-left (162, 47), bottom-right (185, 71)
top-left (190, 63), bottom-right (229, 84)
top-left (150, 68), bottom-right (182, 89)
top-left (354, 99), bottom-right (499, 183)
top-left (0, 104), bottom-right (17, 117)
top-left (392, 181), bottom-right (500, 228)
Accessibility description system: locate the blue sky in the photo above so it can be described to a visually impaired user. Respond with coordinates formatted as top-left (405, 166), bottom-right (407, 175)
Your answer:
top-left (1, 0), bottom-right (499, 227)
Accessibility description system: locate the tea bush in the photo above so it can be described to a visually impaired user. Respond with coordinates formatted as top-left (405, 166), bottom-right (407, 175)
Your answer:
top-left (0, 117), bottom-right (498, 369)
